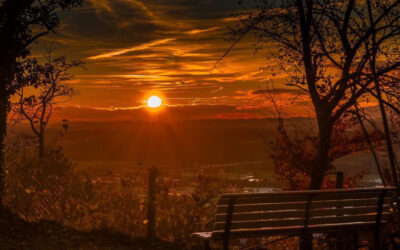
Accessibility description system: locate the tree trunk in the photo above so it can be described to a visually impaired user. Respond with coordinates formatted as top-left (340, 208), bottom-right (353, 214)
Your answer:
top-left (309, 115), bottom-right (334, 190)
top-left (354, 102), bottom-right (386, 186)
top-left (38, 132), bottom-right (45, 160)
top-left (300, 115), bottom-right (334, 250)
top-left (375, 82), bottom-right (399, 187)
top-left (0, 69), bottom-right (8, 203)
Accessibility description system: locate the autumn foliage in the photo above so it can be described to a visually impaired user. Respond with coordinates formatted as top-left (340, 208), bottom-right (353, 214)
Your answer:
top-left (270, 113), bottom-right (383, 190)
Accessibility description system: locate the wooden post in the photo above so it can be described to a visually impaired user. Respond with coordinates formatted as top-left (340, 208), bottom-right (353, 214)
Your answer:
top-left (336, 172), bottom-right (344, 189)
top-left (147, 166), bottom-right (158, 239)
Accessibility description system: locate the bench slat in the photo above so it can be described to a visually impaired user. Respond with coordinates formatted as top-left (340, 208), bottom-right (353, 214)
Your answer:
top-left (217, 201), bottom-right (307, 214)
top-left (212, 221), bottom-right (382, 240)
top-left (311, 198), bottom-right (392, 209)
top-left (214, 213), bottom-right (390, 230)
top-left (216, 198), bottom-right (391, 215)
top-left (219, 191), bottom-right (395, 205)
top-left (216, 209), bottom-right (307, 221)
top-left (309, 213), bottom-right (389, 226)
top-left (219, 195), bottom-right (309, 205)
top-left (215, 218), bottom-right (304, 230)
top-left (311, 205), bottom-right (391, 217)
top-left (220, 187), bottom-right (396, 199)
top-left (216, 205), bottom-right (391, 222)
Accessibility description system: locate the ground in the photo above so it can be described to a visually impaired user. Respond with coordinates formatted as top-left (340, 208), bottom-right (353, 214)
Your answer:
top-left (0, 208), bottom-right (184, 250)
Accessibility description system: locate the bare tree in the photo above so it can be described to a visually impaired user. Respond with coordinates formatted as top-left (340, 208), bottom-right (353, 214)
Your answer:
top-left (228, 0), bottom-right (400, 190)
top-left (0, 0), bottom-right (82, 202)
top-left (14, 51), bottom-right (82, 159)
top-left (353, 101), bottom-right (387, 186)
top-left (364, 0), bottom-right (400, 187)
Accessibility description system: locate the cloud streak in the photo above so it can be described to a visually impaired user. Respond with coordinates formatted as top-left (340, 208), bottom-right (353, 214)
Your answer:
top-left (87, 38), bottom-right (175, 60)
top-left (129, 0), bottom-right (156, 19)
top-left (186, 26), bottom-right (220, 35)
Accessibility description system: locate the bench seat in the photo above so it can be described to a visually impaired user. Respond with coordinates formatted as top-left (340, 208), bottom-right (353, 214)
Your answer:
top-left (193, 187), bottom-right (397, 249)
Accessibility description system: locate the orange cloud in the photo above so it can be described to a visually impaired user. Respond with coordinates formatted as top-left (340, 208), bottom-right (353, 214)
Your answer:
top-left (128, 0), bottom-right (156, 19)
top-left (87, 38), bottom-right (175, 60)
top-left (186, 27), bottom-right (220, 35)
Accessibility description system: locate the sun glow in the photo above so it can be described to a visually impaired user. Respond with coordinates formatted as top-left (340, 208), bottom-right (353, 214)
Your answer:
top-left (147, 95), bottom-right (162, 108)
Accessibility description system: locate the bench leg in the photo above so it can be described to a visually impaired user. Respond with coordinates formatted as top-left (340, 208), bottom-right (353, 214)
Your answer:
top-left (375, 229), bottom-right (380, 250)
top-left (300, 233), bottom-right (313, 250)
top-left (203, 240), bottom-right (211, 250)
top-left (223, 238), bottom-right (229, 250)
top-left (353, 232), bottom-right (359, 249)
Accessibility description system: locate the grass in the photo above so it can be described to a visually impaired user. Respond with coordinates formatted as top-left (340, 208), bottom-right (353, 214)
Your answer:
top-left (0, 208), bottom-right (184, 250)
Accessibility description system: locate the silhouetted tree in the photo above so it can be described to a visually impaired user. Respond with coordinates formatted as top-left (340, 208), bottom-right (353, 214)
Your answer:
top-left (230, 0), bottom-right (400, 191)
top-left (0, 0), bottom-right (82, 200)
top-left (14, 50), bottom-right (81, 159)
top-left (263, 84), bottom-right (382, 190)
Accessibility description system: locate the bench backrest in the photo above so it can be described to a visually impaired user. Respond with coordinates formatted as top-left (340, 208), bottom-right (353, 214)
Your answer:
top-left (213, 187), bottom-right (397, 240)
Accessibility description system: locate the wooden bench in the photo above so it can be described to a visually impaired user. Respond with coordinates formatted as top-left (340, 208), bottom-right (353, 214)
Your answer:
top-left (193, 187), bottom-right (397, 249)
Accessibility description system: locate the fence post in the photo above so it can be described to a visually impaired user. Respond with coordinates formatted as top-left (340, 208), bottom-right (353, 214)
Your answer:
top-left (147, 166), bottom-right (158, 239)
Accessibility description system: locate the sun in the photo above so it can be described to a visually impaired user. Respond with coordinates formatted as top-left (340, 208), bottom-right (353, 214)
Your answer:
top-left (147, 95), bottom-right (162, 108)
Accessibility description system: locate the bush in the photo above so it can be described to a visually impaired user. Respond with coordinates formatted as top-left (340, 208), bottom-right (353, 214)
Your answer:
top-left (4, 146), bottom-right (94, 223)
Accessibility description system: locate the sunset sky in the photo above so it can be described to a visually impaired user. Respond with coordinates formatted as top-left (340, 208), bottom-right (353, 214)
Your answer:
top-left (31, 0), bottom-right (314, 121)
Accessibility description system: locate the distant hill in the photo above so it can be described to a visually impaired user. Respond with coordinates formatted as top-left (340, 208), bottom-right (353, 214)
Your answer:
top-left (46, 118), bottom-right (316, 166)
